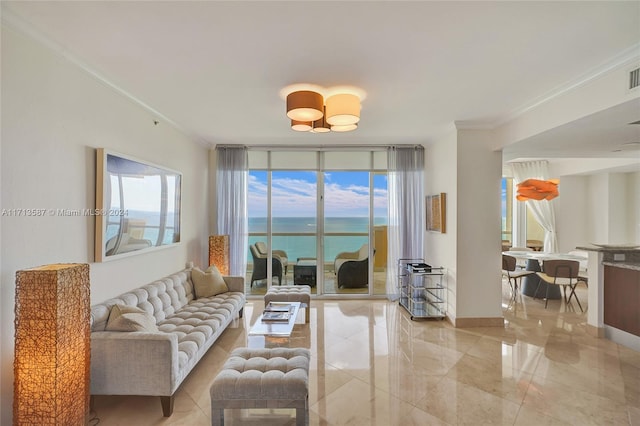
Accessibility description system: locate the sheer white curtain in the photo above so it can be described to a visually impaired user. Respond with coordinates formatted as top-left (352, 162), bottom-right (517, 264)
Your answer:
top-left (386, 146), bottom-right (425, 300)
top-left (216, 146), bottom-right (248, 276)
top-left (511, 160), bottom-right (558, 252)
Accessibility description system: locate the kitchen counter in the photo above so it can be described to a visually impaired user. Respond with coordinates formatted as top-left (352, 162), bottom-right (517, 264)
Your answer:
top-left (602, 261), bottom-right (640, 271)
top-left (575, 245), bottom-right (640, 351)
top-left (576, 245), bottom-right (640, 271)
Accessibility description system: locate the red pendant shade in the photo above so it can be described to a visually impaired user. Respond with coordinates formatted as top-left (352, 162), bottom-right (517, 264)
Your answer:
top-left (516, 178), bottom-right (560, 201)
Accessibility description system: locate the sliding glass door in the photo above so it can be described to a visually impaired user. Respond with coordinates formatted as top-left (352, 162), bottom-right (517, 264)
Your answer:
top-left (323, 171), bottom-right (371, 295)
top-left (272, 170), bottom-right (318, 287)
top-left (246, 149), bottom-right (387, 297)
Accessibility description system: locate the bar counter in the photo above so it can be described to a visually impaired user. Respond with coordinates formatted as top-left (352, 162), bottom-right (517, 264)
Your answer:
top-left (576, 245), bottom-right (640, 351)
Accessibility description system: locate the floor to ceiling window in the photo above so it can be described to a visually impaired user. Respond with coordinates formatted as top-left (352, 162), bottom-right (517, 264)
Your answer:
top-left (372, 172), bottom-right (388, 295)
top-left (323, 170), bottom-right (370, 295)
top-left (245, 149), bottom-right (387, 297)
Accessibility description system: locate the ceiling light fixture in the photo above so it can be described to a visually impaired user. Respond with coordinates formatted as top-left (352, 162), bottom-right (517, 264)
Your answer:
top-left (283, 85), bottom-right (363, 133)
top-left (516, 178), bottom-right (560, 201)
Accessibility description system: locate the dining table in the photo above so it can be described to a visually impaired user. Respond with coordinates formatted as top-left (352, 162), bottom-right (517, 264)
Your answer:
top-left (502, 250), bottom-right (588, 299)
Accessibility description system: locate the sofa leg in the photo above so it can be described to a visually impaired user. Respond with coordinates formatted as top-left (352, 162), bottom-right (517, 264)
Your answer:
top-left (211, 407), bottom-right (224, 426)
top-left (161, 395), bottom-right (174, 417)
top-left (239, 307), bottom-right (244, 318)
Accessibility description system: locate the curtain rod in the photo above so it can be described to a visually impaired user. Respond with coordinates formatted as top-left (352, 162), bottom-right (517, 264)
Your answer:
top-left (215, 144), bottom-right (423, 152)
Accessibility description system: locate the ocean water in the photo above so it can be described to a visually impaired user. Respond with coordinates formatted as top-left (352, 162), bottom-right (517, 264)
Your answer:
top-left (249, 217), bottom-right (386, 262)
top-left (105, 210), bottom-right (178, 245)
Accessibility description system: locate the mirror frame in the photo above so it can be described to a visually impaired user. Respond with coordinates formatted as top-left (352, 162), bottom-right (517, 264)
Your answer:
top-left (95, 148), bottom-right (182, 262)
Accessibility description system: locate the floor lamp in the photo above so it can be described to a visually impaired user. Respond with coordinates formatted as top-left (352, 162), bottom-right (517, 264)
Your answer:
top-left (13, 263), bottom-right (90, 425)
top-left (209, 235), bottom-right (230, 275)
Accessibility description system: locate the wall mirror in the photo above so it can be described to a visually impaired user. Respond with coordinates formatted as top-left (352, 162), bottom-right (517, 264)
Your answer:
top-left (95, 149), bottom-right (182, 262)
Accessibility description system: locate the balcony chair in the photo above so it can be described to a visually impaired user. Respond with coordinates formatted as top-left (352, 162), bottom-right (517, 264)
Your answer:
top-left (535, 259), bottom-right (583, 312)
top-left (105, 233), bottom-right (152, 256)
top-left (249, 243), bottom-right (286, 287)
top-left (254, 242), bottom-right (288, 274)
top-left (334, 244), bottom-right (374, 288)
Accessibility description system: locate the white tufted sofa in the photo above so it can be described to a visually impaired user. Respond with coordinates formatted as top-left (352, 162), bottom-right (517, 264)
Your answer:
top-left (89, 268), bottom-right (245, 417)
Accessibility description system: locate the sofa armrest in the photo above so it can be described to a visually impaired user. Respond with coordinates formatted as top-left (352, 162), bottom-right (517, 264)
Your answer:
top-left (223, 275), bottom-right (245, 293)
top-left (90, 331), bottom-right (179, 396)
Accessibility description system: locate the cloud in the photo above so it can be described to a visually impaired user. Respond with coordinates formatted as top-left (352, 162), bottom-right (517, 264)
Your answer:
top-left (248, 172), bottom-right (388, 217)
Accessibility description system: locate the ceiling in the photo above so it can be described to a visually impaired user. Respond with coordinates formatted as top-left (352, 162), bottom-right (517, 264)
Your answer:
top-left (3, 1), bottom-right (640, 172)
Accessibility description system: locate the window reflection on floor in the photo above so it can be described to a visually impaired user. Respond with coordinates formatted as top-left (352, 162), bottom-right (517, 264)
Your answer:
top-left (245, 269), bottom-right (388, 296)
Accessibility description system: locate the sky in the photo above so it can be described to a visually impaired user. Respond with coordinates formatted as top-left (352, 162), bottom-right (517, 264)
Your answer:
top-left (248, 170), bottom-right (388, 218)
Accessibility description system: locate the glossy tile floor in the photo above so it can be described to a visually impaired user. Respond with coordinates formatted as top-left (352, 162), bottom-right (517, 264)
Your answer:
top-left (91, 283), bottom-right (640, 425)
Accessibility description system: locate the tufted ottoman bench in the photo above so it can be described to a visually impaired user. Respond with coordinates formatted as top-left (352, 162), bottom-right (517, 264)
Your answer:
top-left (265, 285), bottom-right (311, 323)
top-left (210, 347), bottom-right (311, 426)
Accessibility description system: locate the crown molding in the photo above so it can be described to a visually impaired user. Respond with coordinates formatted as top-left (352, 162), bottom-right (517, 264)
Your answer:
top-left (454, 120), bottom-right (496, 130)
top-left (1, 7), bottom-right (209, 147)
top-left (497, 42), bottom-right (640, 127)
top-left (455, 43), bottom-right (640, 132)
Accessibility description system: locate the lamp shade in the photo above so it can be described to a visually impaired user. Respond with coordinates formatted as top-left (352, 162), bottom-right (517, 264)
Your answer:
top-left (209, 235), bottom-right (230, 275)
top-left (325, 93), bottom-right (360, 126)
top-left (311, 107), bottom-right (331, 133)
top-left (291, 120), bottom-right (312, 132)
top-left (516, 178), bottom-right (560, 201)
top-left (14, 263), bottom-right (90, 425)
top-left (286, 90), bottom-right (324, 122)
top-left (330, 123), bottom-right (358, 132)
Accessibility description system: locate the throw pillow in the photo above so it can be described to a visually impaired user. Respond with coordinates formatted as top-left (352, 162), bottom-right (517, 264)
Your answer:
top-left (106, 304), bottom-right (159, 332)
top-left (192, 265), bottom-right (229, 298)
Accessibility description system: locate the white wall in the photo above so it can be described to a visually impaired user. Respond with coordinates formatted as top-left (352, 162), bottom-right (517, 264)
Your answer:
top-left (585, 171), bottom-right (639, 245)
top-left (425, 130), bottom-right (458, 318)
top-left (587, 174), bottom-right (610, 244)
top-left (609, 173), bottom-right (629, 243)
top-left (492, 56), bottom-right (639, 151)
top-left (552, 175), bottom-right (590, 251)
top-left (426, 128), bottom-right (503, 322)
top-left (455, 129), bottom-right (503, 320)
top-left (629, 172), bottom-right (640, 243)
top-left (1, 26), bottom-right (210, 424)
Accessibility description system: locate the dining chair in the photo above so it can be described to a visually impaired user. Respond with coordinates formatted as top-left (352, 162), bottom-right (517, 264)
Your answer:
top-left (502, 254), bottom-right (535, 301)
top-left (535, 259), bottom-right (583, 312)
top-left (567, 250), bottom-right (589, 287)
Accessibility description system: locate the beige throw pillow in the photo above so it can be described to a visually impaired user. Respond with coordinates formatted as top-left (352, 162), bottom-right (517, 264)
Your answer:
top-left (192, 266), bottom-right (228, 298)
top-left (106, 304), bottom-right (159, 332)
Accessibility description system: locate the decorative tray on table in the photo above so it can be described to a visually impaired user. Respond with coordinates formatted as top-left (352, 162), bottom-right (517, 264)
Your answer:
top-left (407, 263), bottom-right (432, 273)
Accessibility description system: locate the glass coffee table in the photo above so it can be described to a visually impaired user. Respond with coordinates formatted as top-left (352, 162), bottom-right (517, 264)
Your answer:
top-left (248, 300), bottom-right (299, 337)
top-left (247, 302), bottom-right (305, 348)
